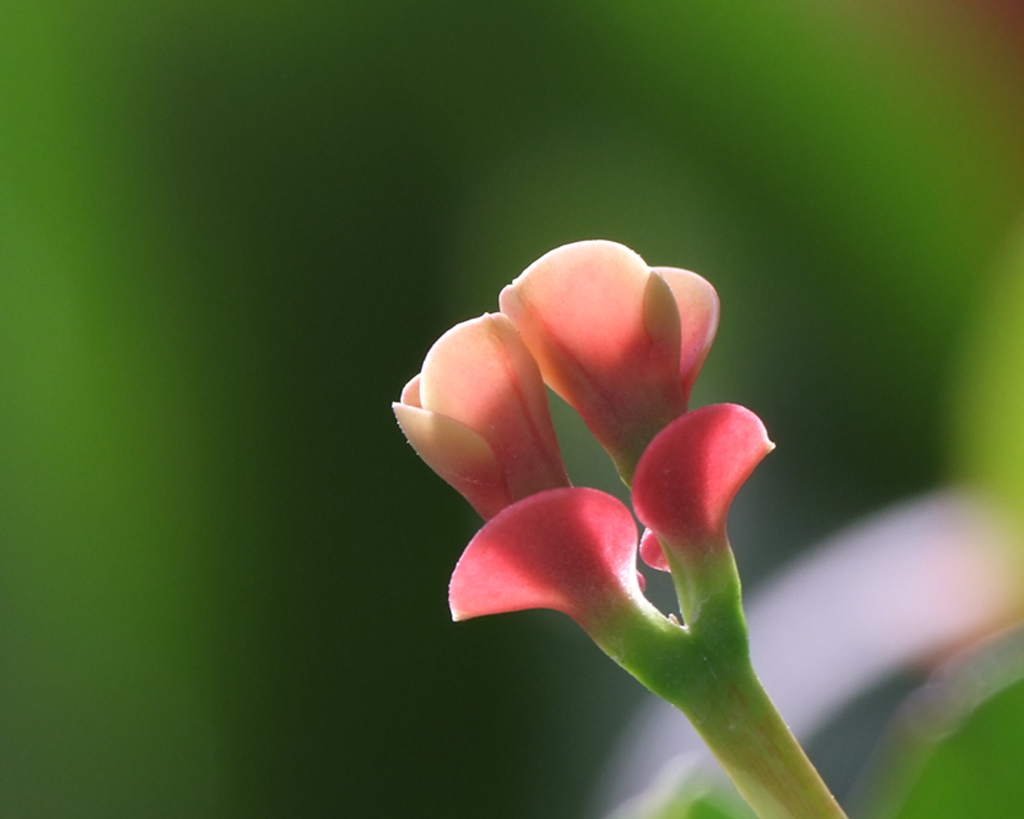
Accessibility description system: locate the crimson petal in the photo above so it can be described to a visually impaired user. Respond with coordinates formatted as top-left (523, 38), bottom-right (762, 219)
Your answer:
top-left (449, 488), bottom-right (645, 629)
top-left (633, 404), bottom-right (774, 547)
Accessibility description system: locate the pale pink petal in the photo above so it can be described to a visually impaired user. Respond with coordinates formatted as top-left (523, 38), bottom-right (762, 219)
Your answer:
top-left (500, 241), bottom-right (687, 474)
top-left (393, 402), bottom-right (512, 519)
top-left (400, 374), bottom-right (422, 407)
top-left (643, 272), bottom-right (684, 368)
top-left (419, 313), bottom-right (568, 500)
top-left (449, 488), bottom-right (644, 628)
top-left (653, 267), bottom-right (720, 401)
top-left (499, 241), bottom-right (656, 400)
top-left (633, 404), bottom-right (774, 546)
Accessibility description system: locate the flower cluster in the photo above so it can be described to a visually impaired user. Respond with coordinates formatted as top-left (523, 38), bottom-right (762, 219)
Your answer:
top-left (394, 240), bottom-right (772, 639)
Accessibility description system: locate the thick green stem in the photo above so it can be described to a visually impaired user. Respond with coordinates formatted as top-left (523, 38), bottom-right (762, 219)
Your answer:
top-left (595, 606), bottom-right (847, 819)
top-left (587, 535), bottom-right (848, 819)
top-left (670, 649), bottom-right (847, 819)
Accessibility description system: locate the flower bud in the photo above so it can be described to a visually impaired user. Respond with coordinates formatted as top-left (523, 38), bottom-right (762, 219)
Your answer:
top-left (393, 313), bottom-right (569, 519)
top-left (499, 240), bottom-right (718, 481)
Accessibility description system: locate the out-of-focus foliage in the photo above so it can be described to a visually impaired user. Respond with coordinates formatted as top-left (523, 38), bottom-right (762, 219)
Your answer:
top-left (2, 0), bottom-right (1024, 817)
top-left (863, 637), bottom-right (1024, 819)
top-left (891, 680), bottom-right (1024, 817)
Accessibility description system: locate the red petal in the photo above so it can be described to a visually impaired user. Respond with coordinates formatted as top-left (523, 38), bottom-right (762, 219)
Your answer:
top-left (449, 488), bottom-right (644, 627)
top-left (632, 405), bottom-right (774, 546)
top-left (639, 528), bottom-right (670, 572)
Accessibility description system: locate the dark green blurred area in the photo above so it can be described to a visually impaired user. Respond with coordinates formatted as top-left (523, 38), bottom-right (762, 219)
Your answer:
top-left (3, 1), bottom-right (1024, 816)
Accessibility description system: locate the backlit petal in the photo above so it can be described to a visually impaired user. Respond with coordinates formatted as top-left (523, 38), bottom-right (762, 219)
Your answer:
top-left (500, 241), bottom-right (688, 476)
top-left (654, 267), bottom-right (720, 401)
top-left (633, 404), bottom-right (774, 546)
top-left (449, 488), bottom-right (644, 629)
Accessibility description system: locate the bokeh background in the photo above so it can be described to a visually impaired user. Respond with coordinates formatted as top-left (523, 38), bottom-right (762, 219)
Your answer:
top-left (3, 1), bottom-right (1024, 817)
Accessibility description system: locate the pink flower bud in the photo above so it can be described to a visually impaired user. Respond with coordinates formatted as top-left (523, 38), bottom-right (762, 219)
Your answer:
top-left (633, 404), bottom-right (774, 564)
top-left (448, 488), bottom-right (647, 633)
top-left (499, 241), bottom-right (718, 479)
top-left (393, 313), bottom-right (570, 519)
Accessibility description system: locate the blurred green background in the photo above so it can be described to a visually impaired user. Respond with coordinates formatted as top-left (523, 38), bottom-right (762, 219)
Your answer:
top-left (3, 1), bottom-right (1024, 817)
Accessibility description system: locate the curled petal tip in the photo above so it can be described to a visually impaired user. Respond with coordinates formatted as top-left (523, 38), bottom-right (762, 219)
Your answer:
top-left (633, 404), bottom-right (773, 546)
top-left (642, 271), bottom-right (683, 364)
top-left (399, 374), bottom-right (422, 407)
top-left (653, 267), bottom-right (720, 399)
top-left (392, 402), bottom-right (501, 486)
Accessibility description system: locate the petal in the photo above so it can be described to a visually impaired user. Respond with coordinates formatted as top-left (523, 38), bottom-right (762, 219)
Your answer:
top-left (654, 267), bottom-right (720, 401)
top-left (400, 373), bottom-right (422, 407)
top-left (419, 313), bottom-right (568, 500)
top-left (393, 402), bottom-right (513, 519)
top-left (643, 269), bottom-right (684, 364)
top-left (639, 527), bottom-right (670, 572)
top-left (449, 488), bottom-right (644, 628)
top-left (500, 241), bottom-right (687, 473)
top-left (633, 404), bottom-right (774, 546)
top-left (499, 241), bottom-right (655, 401)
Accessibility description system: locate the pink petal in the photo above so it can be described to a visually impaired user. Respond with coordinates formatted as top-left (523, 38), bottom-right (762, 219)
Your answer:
top-left (632, 404), bottom-right (774, 546)
top-left (499, 241), bottom-right (687, 471)
top-left (653, 267), bottom-right (720, 401)
top-left (449, 488), bottom-right (645, 628)
top-left (499, 241), bottom-right (659, 397)
top-left (400, 374), bottom-right (422, 407)
top-left (639, 527), bottom-right (670, 572)
top-left (419, 313), bottom-right (568, 501)
top-left (392, 401), bottom-right (513, 520)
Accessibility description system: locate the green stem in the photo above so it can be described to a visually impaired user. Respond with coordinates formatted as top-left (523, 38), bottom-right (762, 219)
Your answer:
top-left (588, 540), bottom-right (848, 819)
top-left (673, 649), bottom-right (847, 819)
